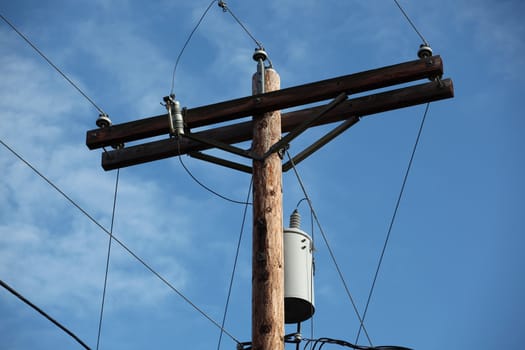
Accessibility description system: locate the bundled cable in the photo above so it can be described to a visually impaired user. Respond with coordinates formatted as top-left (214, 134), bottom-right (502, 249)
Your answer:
top-left (303, 337), bottom-right (412, 350)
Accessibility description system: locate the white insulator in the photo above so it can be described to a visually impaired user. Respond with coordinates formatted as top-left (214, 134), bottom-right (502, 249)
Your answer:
top-left (284, 212), bottom-right (314, 324)
top-left (172, 101), bottom-right (185, 136)
top-left (289, 209), bottom-right (301, 229)
top-left (418, 44), bottom-right (433, 59)
top-left (96, 113), bottom-right (112, 128)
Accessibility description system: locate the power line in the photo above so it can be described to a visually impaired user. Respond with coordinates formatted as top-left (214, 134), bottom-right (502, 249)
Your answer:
top-left (95, 168), bottom-right (120, 350)
top-left (302, 336), bottom-right (412, 350)
top-left (0, 12), bottom-right (106, 115)
top-left (170, 1), bottom-right (267, 95)
top-left (216, 179), bottom-right (252, 350)
top-left (307, 204), bottom-right (316, 350)
top-left (0, 138), bottom-right (240, 344)
top-left (176, 139), bottom-right (252, 205)
top-left (285, 151), bottom-right (373, 346)
top-left (392, 0), bottom-right (429, 45)
top-left (170, 0), bottom-right (217, 95)
top-left (0, 279), bottom-right (91, 350)
top-left (355, 103), bottom-right (431, 343)
top-left (218, 1), bottom-right (264, 49)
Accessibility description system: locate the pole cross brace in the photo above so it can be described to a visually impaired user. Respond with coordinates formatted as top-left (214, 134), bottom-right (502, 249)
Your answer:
top-left (180, 92), bottom-right (349, 172)
top-left (263, 92), bottom-right (348, 159)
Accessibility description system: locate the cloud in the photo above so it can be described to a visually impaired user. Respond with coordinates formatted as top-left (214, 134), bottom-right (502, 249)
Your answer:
top-left (0, 27), bottom-right (197, 319)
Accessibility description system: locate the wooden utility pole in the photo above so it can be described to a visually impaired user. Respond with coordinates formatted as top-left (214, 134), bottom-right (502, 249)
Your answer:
top-left (86, 53), bottom-right (453, 350)
top-left (251, 67), bottom-right (284, 350)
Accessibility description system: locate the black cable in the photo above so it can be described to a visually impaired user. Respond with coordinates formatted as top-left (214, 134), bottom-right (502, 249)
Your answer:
top-left (285, 151), bottom-right (373, 346)
top-left (308, 207), bottom-right (315, 349)
top-left (176, 139), bottom-right (252, 205)
top-left (0, 279), bottom-right (91, 350)
top-left (392, 0), bottom-right (429, 45)
top-left (169, 0), bottom-right (268, 93)
top-left (216, 179), bottom-right (252, 350)
top-left (218, 1), bottom-right (264, 49)
top-left (95, 168), bottom-right (120, 350)
top-left (355, 103), bottom-right (430, 344)
top-left (170, 0), bottom-right (217, 95)
top-left (304, 337), bottom-right (412, 350)
top-left (0, 12), bottom-right (106, 115)
top-left (0, 138), bottom-right (240, 344)
top-left (296, 197), bottom-right (308, 209)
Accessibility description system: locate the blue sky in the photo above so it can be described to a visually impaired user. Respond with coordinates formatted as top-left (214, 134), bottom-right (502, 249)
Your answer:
top-left (1, 0), bottom-right (524, 349)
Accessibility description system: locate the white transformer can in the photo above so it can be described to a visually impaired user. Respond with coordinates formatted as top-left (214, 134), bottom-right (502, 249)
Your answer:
top-left (284, 209), bottom-right (315, 324)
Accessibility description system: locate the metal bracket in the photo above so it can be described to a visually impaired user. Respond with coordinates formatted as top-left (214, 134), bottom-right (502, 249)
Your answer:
top-left (236, 341), bottom-right (252, 350)
top-left (282, 116), bottom-right (360, 172)
top-left (183, 132), bottom-right (259, 161)
top-left (180, 93), bottom-right (352, 173)
top-left (188, 151), bottom-right (252, 174)
top-left (263, 92), bottom-right (348, 159)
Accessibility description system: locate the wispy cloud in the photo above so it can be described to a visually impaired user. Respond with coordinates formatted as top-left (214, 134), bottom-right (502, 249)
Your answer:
top-left (0, 25), bottom-right (197, 319)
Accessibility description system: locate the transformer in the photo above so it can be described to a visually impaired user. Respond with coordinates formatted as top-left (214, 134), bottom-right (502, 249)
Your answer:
top-left (284, 209), bottom-right (315, 324)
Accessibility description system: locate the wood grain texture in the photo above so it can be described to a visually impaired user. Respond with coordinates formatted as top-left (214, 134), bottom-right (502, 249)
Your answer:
top-left (87, 56), bottom-right (444, 150)
top-left (251, 68), bottom-right (284, 350)
top-left (100, 79), bottom-right (453, 170)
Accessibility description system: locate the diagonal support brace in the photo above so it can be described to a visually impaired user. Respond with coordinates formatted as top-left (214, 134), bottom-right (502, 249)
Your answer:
top-left (282, 116), bottom-right (360, 172)
top-left (188, 151), bottom-right (253, 174)
top-left (264, 92), bottom-right (348, 159)
top-left (184, 92), bottom-right (347, 163)
top-left (183, 132), bottom-right (261, 161)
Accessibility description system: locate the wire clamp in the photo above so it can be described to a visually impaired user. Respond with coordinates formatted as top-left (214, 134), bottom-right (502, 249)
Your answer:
top-left (163, 94), bottom-right (185, 137)
top-left (218, 0), bottom-right (228, 12)
top-left (277, 144), bottom-right (289, 160)
top-left (236, 341), bottom-right (252, 350)
top-left (284, 332), bottom-right (302, 344)
top-left (111, 142), bottom-right (124, 150)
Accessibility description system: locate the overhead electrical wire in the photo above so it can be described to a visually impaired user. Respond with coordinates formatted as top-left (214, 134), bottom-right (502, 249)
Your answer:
top-left (216, 179), bottom-right (252, 350)
top-left (355, 103), bottom-right (431, 344)
top-left (170, 0), bottom-right (267, 95)
top-left (307, 202), bottom-right (316, 350)
top-left (0, 138), bottom-right (240, 345)
top-left (392, 0), bottom-right (429, 45)
top-left (176, 140), bottom-right (252, 205)
top-left (3, 2), bottom-right (432, 347)
top-left (296, 197), bottom-right (317, 348)
top-left (167, 0), bottom-right (266, 205)
top-left (95, 168), bottom-right (120, 350)
top-left (218, 1), bottom-right (264, 49)
top-left (0, 12), bottom-right (106, 115)
top-left (285, 151), bottom-right (373, 346)
top-left (302, 336), bottom-right (412, 350)
top-left (0, 279), bottom-right (92, 350)
top-left (4, 2), bottom-right (259, 342)
top-left (170, 0), bottom-right (217, 95)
